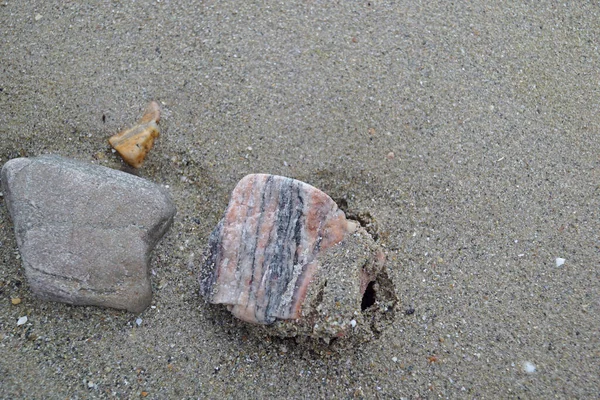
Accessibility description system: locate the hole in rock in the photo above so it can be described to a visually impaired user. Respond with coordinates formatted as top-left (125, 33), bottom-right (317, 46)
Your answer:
top-left (361, 281), bottom-right (377, 311)
top-left (334, 197), bottom-right (349, 211)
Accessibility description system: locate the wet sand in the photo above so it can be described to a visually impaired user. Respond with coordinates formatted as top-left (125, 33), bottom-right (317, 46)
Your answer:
top-left (1, 1), bottom-right (599, 398)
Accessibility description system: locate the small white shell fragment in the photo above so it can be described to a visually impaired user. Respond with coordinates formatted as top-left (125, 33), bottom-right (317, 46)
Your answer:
top-left (17, 316), bottom-right (28, 325)
top-left (522, 361), bottom-right (536, 373)
top-left (555, 258), bottom-right (565, 267)
top-left (350, 319), bottom-right (357, 328)
top-left (392, 356), bottom-right (398, 363)
top-left (136, 318), bottom-right (143, 326)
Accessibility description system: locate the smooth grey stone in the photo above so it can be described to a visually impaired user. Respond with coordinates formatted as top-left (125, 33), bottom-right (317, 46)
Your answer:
top-left (1, 155), bottom-right (176, 313)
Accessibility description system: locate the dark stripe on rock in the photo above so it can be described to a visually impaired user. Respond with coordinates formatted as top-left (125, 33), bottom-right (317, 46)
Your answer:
top-left (263, 177), bottom-right (294, 322)
top-left (247, 175), bottom-right (272, 316)
top-left (200, 218), bottom-right (223, 298)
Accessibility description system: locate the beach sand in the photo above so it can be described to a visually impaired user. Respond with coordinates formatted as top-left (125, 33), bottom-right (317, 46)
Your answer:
top-left (1, 1), bottom-right (599, 398)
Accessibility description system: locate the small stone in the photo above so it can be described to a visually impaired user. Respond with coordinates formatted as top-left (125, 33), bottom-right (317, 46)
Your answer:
top-left (555, 257), bottom-right (565, 267)
top-left (17, 316), bottom-right (27, 325)
top-left (200, 174), bottom-right (397, 339)
top-left (522, 361), bottom-right (536, 373)
top-left (427, 355), bottom-right (439, 363)
top-left (34, 14), bottom-right (43, 21)
top-left (392, 356), bottom-right (398, 363)
top-left (109, 101), bottom-right (161, 168)
top-left (11, 297), bottom-right (21, 305)
top-left (136, 318), bottom-right (143, 326)
top-left (1, 155), bottom-right (176, 313)
top-left (386, 151), bottom-right (395, 160)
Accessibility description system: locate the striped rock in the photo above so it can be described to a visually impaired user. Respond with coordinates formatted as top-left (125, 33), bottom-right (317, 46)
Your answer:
top-left (200, 174), bottom-right (397, 338)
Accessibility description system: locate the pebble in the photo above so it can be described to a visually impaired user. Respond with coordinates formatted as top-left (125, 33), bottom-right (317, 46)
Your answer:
top-left (17, 316), bottom-right (27, 326)
top-left (11, 298), bottom-right (21, 305)
top-left (109, 101), bottom-right (161, 168)
top-left (522, 361), bottom-right (536, 373)
top-left (1, 155), bottom-right (176, 313)
top-left (136, 318), bottom-right (143, 326)
top-left (200, 174), bottom-right (397, 338)
top-left (555, 257), bottom-right (565, 267)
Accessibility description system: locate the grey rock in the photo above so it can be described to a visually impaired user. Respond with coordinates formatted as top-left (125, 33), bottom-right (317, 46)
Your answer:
top-left (1, 155), bottom-right (176, 313)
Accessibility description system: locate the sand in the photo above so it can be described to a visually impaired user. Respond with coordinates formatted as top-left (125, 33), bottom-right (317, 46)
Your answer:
top-left (1, 1), bottom-right (599, 398)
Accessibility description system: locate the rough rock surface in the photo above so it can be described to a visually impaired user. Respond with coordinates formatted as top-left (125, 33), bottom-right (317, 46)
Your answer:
top-left (200, 174), bottom-right (396, 339)
top-left (1, 155), bottom-right (176, 313)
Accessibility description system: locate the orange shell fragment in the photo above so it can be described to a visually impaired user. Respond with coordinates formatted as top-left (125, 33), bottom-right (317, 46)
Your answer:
top-left (109, 101), bottom-right (161, 168)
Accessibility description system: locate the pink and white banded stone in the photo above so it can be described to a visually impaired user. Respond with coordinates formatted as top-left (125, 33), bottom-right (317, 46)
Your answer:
top-left (200, 174), bottom-right (355, 325)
